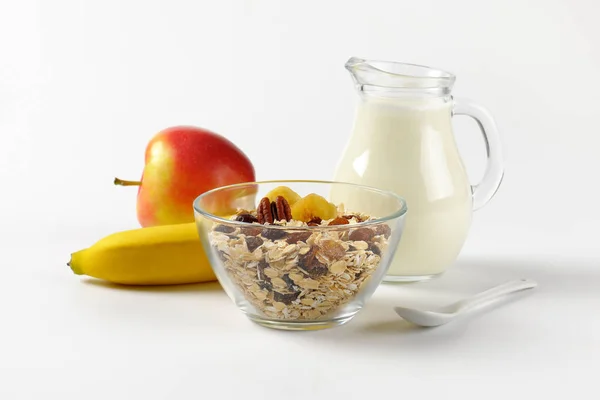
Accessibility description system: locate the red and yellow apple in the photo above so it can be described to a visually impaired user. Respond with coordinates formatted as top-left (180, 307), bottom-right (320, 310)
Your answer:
top-left (115, 125), bottom-right (256, 227)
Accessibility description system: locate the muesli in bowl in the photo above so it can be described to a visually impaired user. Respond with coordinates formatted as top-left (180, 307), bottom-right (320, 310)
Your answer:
top-left (194, 181), bottom-right (407, 330)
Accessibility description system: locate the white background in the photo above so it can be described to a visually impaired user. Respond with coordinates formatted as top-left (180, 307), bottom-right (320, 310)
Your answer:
top-left (1, 0), bottom-right (599, 399)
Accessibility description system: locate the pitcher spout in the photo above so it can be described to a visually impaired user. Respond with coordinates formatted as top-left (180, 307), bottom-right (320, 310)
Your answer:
top-left (345, 56), bottom-right (455, 95)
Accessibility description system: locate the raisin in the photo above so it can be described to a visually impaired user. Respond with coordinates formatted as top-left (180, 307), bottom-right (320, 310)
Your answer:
top-left (214, 224), bottom-right (235, 234)
top-left (257, 260), bottom-right (268, 280)
top-left (241, 226), bottom-right (263, 237)
top-left (281, 274), bottom-right (296, 290)
top-left (245, 236), bottom-right (263, 252)
top-left (298, 246), bottom-right (328, 277)
top-left (349, 228), bottom-right (375, 242)
top-left (261, 229), bottom-right (288, 240)
top-left (368, 242), bottom-right (381, 256)
top-left (235, 213), bottom-right (258, 223)
top-left (373, 224), bottom-right (392, 238)
top-left (328, 217), bottom-right (349, 226)
top-left (286, 231), bottom-right (312, 244)
top-left (273, 290), bottom-right (300, 304)
top-left (307, 216), bottom-right (322, 226)
top-left (258, 280), bottom-right (273, 291)
top-left (257, 260), bottom-right (272, 290)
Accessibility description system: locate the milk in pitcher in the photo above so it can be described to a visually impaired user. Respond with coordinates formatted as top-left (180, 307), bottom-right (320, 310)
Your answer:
top-left (333, 97), bottom-right (472, 279)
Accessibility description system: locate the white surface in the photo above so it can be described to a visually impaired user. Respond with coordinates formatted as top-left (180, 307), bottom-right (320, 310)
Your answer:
top-left (1, 0), bottom-right (599, 398)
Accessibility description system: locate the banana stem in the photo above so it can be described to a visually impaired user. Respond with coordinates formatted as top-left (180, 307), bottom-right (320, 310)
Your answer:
top-left (114, 178), bottom-right (141, 186)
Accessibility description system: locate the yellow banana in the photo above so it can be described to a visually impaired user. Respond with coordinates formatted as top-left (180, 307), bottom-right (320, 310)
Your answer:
top-left (69, 222), bottom-right (217, 285)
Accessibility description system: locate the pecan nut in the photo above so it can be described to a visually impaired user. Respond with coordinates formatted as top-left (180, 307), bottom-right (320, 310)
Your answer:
top-left (257, 197), bottom-right (274, 224)
top-left (257, 196), bottom-right (292, 224)
top-left (274, 196), bottom-right (292, 221)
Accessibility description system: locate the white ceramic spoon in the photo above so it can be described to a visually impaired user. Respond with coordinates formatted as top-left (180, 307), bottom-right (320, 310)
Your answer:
top-left (394, 279), bottom-right (538, 327)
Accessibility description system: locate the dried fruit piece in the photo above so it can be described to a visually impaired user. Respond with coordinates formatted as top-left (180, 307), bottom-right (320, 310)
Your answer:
top-left (261, 228), bottom-right (288, 240)
top-left (257, 260), bottom-right (269, 280)
top-left (290, 193), bottom-right (337, 222)
top-left (235, 213), bottom-right (258, 223)
top-left (265, 186), bottom-right (302, 206)
top-left (286, 231), bottom-right (312, 244)
top-left (273, 290), bottom-right (300, 304)
top-left (328, 217), bottom-right (349, 226)
top-left (319, 239), bottom-right (345, 261)
top-left (373, 224), bottom-right (392, 238)
top-left (281, 274), bottom-right (296, 290)
top-left (241, 226), bottom-right (263, 237)
top-left (307, 216), bottom-right (322, 226)
top-left (246, 236), bottom-right (263, 252)
top-left (214, 224), bottom-right (235, 234)
top-left (349, 228), bottom-right (375, 242)
top-left (298, 246), bottom-right (328, 277)
top-left (257, 197), bottom-right (274, 224)
top-left (368, 242), bottom-right (381, 256)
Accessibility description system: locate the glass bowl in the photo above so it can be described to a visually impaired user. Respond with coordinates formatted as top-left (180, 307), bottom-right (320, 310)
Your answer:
top-left (193, 180), bottom-right (407, 330)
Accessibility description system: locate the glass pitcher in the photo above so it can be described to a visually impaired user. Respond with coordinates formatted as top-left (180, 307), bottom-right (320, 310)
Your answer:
top-left (331, 57), bottom-right (503, 282)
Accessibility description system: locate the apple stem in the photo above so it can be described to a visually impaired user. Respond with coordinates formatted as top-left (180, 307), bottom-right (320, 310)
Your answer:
top-left (114, 177), bottom-right (141, 186)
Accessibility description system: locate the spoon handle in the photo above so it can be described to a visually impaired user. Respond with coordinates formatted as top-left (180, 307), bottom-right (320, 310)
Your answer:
top-left (456, 279), bottom-right (538, 314)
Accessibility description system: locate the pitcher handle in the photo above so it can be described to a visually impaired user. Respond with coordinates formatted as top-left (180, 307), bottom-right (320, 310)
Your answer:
top-left (453, 98), bottom-right (504, 211)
